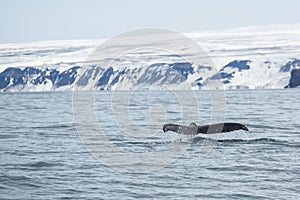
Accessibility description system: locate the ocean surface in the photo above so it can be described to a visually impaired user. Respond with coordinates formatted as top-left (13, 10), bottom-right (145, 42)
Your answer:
top-left (0, 89), bottom-right (299, 199)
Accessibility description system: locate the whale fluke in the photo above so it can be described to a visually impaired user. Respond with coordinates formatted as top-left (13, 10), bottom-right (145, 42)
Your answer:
top-left (163, 122), bottom-right (249, 135)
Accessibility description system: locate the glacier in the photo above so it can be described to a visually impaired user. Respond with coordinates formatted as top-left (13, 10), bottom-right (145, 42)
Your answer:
top-left (1, 24), bottom-right (300, 92)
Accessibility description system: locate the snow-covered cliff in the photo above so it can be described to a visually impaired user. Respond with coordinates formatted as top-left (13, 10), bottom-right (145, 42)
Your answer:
top-left (1, 24), bottom-right (300, 92)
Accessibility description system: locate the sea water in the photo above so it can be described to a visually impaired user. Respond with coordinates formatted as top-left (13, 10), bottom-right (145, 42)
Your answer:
top-left (0, 89), bottom-right (299, 199)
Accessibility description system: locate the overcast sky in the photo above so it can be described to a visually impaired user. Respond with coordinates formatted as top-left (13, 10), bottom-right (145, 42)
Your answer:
top-left (1, 0), bottom-right (300, 43)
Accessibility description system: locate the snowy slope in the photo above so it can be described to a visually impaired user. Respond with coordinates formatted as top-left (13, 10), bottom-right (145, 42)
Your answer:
top-left (1, 24), bottom-right (300, 92)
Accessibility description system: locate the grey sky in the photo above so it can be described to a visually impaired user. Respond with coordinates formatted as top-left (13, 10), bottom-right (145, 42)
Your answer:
top-left (0, 0), bottom-right (299, 43)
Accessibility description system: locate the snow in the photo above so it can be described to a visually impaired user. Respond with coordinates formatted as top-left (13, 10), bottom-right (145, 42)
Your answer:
top-left (1, 24), bottom-right (300, 91)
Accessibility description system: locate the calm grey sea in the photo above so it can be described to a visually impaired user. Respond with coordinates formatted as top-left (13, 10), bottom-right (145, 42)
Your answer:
top-left (0, 90), bottom-right (299, 199)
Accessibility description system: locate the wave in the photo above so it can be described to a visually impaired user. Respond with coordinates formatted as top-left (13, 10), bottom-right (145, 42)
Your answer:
top-left (193, 137), bottom-right (300, 147)
top-left (247, 124), bottom-right (292, 130)
top-left (3, 161), bottom-right (65, 169)
top-left (0, 173), bottom-right (43, 189)
top-left (0, 174), bottom-right (30, 182)
top-left (30, 123), bottom-right (74, 129)
top-left (28, 161), bottom-right (62, 168)
top-left (86, 135), bottom-right (299, 148)
top-left (0, 123), bottom-right (74, 131)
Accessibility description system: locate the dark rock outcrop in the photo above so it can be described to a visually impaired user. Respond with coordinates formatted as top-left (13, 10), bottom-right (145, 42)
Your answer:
top-left (280, 60), bottom-right (300, 72)
top-left (285, 68), bottom-right (300, 88)
top-left (0, 66), bottom-right (80, 91)
top-left (210, 60), bottom-right (251, 84)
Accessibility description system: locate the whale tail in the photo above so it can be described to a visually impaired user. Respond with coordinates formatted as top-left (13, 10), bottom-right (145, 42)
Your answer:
top-left (163, 122), bottom-right (248, 135)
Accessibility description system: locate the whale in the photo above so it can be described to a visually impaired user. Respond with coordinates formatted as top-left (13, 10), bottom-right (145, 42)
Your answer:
top-left (163, 122), bottom-right (249, 135)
